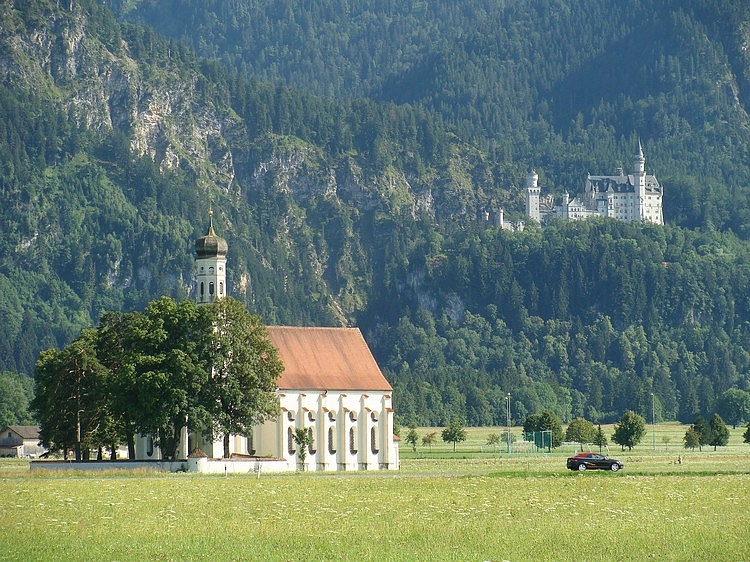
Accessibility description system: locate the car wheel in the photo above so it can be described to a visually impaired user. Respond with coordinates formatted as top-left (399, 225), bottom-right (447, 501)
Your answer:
top-left (610, 463), bottom-right (620, 472)
top-left (577, 463), bottom-right (587, 471)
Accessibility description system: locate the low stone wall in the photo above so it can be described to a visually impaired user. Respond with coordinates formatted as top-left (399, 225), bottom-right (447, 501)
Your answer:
top-left (30, 460), bottom-right (187, 472)
top-left (30, 457), bottom-right (292, 474)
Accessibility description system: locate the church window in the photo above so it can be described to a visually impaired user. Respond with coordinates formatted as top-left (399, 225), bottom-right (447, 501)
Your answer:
top-left (146, 437), bottom-right (154, 458)
top-left (200, 282), bottom-right (204, 296)
top-left (371, 426), bottom-right (379, 454)
top-left (307, 427), bottom-right (316, 454)
top-left (287, 427), bottom-right (296, 454)
top-left (209, 282), bottom-right (215, 295)
top-left (349, 427), bottom-right (357, 454)
top-left (328, 426), bottom-right (336, 454)
top-left (219, 282), bottom-right (224, 296)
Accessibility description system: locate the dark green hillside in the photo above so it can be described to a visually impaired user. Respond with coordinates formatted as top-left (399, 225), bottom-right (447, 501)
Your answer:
top-left (113, 1), bottom-right (750, 236)
top-left (361, 220), bottom-right (750, 425)
top-left (2, 0), bottom-right (750, 429)
top-left (0, 0), bottom-right (466, 373)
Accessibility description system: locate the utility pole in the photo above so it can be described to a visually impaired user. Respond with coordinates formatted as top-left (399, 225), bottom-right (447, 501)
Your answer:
top-left (505, 393), bottom-right (511, 456)
top-left (651, 392), bottom-right (655, 450)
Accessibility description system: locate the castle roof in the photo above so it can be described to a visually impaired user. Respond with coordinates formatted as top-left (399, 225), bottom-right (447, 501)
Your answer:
top-left (587, 174), bottom-right (662, 195)
top-left (267, 326), bottom-right (392, 392)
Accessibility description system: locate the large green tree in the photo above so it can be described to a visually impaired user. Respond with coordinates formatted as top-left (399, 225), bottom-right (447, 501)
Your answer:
top-left (684, 426), bottom-right (701, 450)
top-left (612, 411), bottom-right (646, 451)
top-left (715, 389), bottom-right (750, 429)
top-left (524, 411), bottom-right (564, 449)
top-left (134, 297), bottom-right (214, 460)
top-left (441, 418), bottom-right (467, 452)
top-left (31, 330), bottom-right (109, 460)
top-left (593, 424), bottom-right (608, 452)
top-left (565, 417), bottom-right (597, 448)
top-left (691, 416), bottom-right (711, 451)
top-left (707, 413), bottom-right (730, 451)
top-left (94, 309), bottom-right (173, 459)
top-left (0, 372), bottom-right (35, 428)
top-left (203, 297), bottom-right (283, 459)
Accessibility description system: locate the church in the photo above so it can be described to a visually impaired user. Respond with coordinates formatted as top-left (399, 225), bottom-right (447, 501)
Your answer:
top-left (135, 213), bottom-right (399, 471)
top-left (526, 141), bottom-right (663, 225)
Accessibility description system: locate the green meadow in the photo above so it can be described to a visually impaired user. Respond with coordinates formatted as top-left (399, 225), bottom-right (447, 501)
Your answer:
top-left (2, 424), bottom-right (749, 561)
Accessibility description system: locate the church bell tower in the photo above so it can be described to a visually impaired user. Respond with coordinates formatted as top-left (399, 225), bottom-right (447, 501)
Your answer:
top-left (194, 210), bottom-right (228, 304)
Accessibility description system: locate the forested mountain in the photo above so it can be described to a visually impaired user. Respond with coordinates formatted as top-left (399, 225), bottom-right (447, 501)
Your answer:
top-left (2, 0), bottom-right (750, 428)
top-left (113, 0), bottom-right (750, 233)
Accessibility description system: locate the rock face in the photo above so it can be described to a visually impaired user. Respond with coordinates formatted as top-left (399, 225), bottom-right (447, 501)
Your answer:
top-left (0, 2), bottom-right (503, 326)
top-left (0, 4), bottom-right (502, 220)
top-left (1, 5), bottom-right (244, 197)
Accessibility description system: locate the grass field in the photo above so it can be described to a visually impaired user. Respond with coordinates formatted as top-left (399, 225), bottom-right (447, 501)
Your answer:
top-left (2, 424), bottom-right (749, 561)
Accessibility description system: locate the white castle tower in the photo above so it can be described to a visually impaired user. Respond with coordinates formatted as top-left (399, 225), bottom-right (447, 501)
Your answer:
top-left (525, 169), bottom-right (541, 223)
top-left (194, 209), bottom-right (228, 304)
top-left (634, 139), bottom-right (647, 220)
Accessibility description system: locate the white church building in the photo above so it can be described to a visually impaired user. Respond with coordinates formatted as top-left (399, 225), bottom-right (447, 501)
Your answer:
top-left (526, 141), bottom-right (663, 225)
top-left (135, 213), bottom-right (399, 471)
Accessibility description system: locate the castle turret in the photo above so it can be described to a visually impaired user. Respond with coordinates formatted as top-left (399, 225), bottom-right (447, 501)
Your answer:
top-left (634, 139), bottom-right (646, 217)
top-left (525, 169), bottom-right (541, 222)
top-left (195, 209), bottom-right (227, 304)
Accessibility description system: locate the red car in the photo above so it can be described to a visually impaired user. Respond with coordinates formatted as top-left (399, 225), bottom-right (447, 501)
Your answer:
top-left (566, 452), bottom-right (623, 472)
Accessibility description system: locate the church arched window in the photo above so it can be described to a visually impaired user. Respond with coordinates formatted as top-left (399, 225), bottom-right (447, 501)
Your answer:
top-left (328, 426), bottom-right (336, 454)
top-left (219, 282), bottom-right (224, 296)
top-left (371, 426), bottom-right (379, 454)
top-left (209, 282), bottom-right (215, 296)
top-left (307, 427), bottom-right (316, 455)
top-left (287, 427), bottom-right (296, 455)
top-left (349, 426), bottom-right (357, 454)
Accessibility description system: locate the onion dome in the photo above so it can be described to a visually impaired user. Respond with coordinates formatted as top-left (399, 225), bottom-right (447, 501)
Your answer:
top-left (195, 211), bottom-right (228, 258)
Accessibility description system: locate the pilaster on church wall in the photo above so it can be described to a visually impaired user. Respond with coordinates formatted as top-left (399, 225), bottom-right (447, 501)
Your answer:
top-left (380, 394), bottom-right (396, 469)
top-left (338, 393), bottom-right (359, 470)
top-left (268, 390), bottom-right (393, 471)
top-left (317, 392), bottom-right (337, 471)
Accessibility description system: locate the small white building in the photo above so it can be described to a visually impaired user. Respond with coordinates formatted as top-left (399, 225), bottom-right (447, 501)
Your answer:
top-left (0, 425), bottom-right (45, 458)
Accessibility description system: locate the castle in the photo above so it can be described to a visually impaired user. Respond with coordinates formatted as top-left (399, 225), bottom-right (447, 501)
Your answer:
top-left (525, 141), bottom-right (663, 225)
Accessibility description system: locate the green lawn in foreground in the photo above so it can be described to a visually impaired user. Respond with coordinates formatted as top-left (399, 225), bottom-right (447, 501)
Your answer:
top-left (2, 424), bottom-right (749, 561)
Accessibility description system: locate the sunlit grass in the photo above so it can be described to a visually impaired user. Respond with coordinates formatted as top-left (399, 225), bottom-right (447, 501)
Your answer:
top-left (2, 423), bottom-right (749, 561)
top-left (2, 468), bottom-right (748, 561)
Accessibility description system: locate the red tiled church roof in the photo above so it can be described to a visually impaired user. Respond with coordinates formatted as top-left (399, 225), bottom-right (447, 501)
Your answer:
top-left (266, 327), bottom-right (392, 392)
